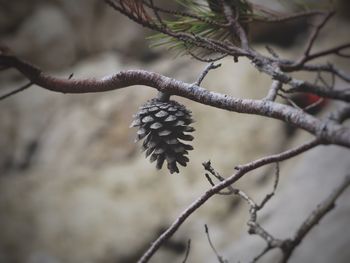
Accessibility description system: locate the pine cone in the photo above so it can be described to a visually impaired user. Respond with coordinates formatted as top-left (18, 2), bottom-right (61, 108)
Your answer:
top-left (130, 96), bottom-right (195, 174)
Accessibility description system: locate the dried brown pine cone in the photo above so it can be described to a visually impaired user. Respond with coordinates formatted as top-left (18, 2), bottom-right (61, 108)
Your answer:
top-left (130, 95), bottom-right (195, 174)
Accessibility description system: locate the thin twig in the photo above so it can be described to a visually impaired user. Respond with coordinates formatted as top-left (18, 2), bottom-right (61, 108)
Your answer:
top-left (203, 161), bottom-right (234, 195)
top-left (223, 172), bottom-right (283, 262)
top-left (257, 162), bottom-right (280, 210)
top-left (278, 93), bottom-right (303, 111)
top-left (264, 81), bottom-right (282, 101)
top-left (182, 239), bottom-right (191, 263)
top-left (194, 62), bottom-right (221, 86)
top-left (279, 175), bottom-right (350, 263)
top-left (204, 224), bottom-right (228, 263)
top-left (0, 81), bottom-right (33, 101)
top-left (252, 10), bottom-right (327, 23)
top-left (148, 0), bottom-right (166, 28)
top-left (187, 49), bottom-right (227, 63)
top-left (284, 62), bottom-right (350, 83)
top-left (303, 12), bottom-right (335, 59)
top-left (222, 1), bottom-right (249, 50)
top-left (251, 245), bottom-right (271, 263)
top-left (303, 97), bottom-right (324, 112)
top-left (265, 45), bottom-right (279, 58)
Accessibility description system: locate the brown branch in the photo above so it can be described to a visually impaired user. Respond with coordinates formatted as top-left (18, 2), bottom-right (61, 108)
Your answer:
top-left (106, 0), bottom-right (350, 106)
top-left (105, 0), bottom-right (248, 58)
top-left (256, 60), bottom-right (350, 102)
top-left (282, 62), bottom-right (350, 83)
top-left (1, 54), bottom-right (350, 147)
top-left (281, 12), bottom-right (350, 70)
top-left (286, 77), bottom-right (350, 102)
top-left (222, 1), bottom-right (249, 50)
top-left (186, 49), bottom-right (227, 63)
top-left (137, 139), bottom-right (320, 263)
top-left (279, 175), bottom-right (350, 263)
top-left (303, 12), bottom-right (335, 59)
top-left (303, 43), bottom-right (350, 63)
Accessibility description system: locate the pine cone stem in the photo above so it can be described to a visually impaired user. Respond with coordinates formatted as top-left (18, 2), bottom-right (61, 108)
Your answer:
top-left (157, 91), bottom-right (171, 102)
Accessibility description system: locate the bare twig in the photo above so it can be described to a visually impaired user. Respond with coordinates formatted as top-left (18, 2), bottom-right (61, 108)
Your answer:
top-left (222, 1), bottom-right (249, 49)
top-left (282, 12), bottom-right (350, 69)
top-left (203, 161), bottom-right (235, 195)
top-left (251, 245), bottom-right (271, 263)
top-left (265, 45), bottom-right (279, 58)
top-left (0, 81), bottom-right (33, 101)
top-left (187, 50), bottom-right (227, 63)
top-left (302, 97), bottom-right (325, 112)
top-left (300, 43), bottom-right (350, 65)
top-left (243, 171), bottom-right (350, 263)
top-left (205, 224), bottom-right (228, 263)
top-left (194, 62), bottom-right (221, 86)
top-left (257, 163), bottom-right (280, 210)
top-left (303, 12), bottom-right (335, 59)
top-left (220, 166), bottom-right (283, 262)
top-left (278, 93), bottom-right (303, 111)
top-left (264, 80), bottom-right (282, 101)
top-left (286, 62), bottom-right (350, 83)
top-left (279, 175), bottom-right (350, 263)
top-left (148, 0), bottom-right (166, 28)
top-left (182, 239), bottom-right (191, 263)
top-left (251, 10), bottom-right (327, 23)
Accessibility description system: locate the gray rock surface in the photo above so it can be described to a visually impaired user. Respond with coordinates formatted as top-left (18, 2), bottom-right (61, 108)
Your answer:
top-left (0, 1), bottom-right (349, 263)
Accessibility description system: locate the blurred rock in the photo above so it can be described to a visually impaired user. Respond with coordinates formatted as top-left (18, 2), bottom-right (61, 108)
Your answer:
top-left (0, 1), bottom-right (36, 34)
top-left (3, 4), bottom-right (77, 69)
top-left (1, 0), bottom-right (158, 70)
top-left (0, 2), bottom-right (349, 263)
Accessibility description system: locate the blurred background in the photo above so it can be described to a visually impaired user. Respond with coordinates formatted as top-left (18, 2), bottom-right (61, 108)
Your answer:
top-left (0, 1), bottom-right (349, 262)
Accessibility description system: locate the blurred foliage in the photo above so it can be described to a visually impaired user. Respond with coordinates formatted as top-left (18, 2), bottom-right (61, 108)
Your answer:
top-left (148, 0), bottom-right (335, 57)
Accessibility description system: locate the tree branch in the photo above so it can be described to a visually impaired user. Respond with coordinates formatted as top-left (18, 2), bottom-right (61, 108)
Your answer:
top-left (264, 80), bottom-right (282, 101)
top-left (302, 12), bottom-right (335, 60)
top-left (1, 54), bottom-right (350, 147)
top-left (137, 139), bottom-right (320, 263)
top-left (279, 175), bottom-right (350, 263)
top-left (194, 62), bottom-right (221, 86)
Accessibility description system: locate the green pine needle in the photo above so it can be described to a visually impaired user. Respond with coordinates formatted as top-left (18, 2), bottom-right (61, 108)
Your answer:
top-left (147, 0), bottom-right (333, 58)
